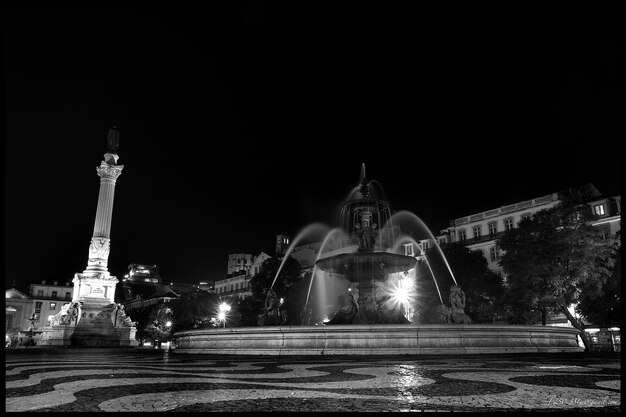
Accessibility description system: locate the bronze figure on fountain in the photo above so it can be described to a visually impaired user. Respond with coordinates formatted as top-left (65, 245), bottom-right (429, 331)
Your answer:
top-left (258, 288), bottom-right (286, 326)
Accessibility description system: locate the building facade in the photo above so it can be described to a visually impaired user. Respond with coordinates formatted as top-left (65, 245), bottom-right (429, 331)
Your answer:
top-left (424, 184), bottom-right (620, 275)
top-left (5, 280), bottom-right (75, 337)
top-left (226, 253), bottom-right (253, 276)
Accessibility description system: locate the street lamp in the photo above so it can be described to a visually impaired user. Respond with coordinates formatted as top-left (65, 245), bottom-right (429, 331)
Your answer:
top-left (218, 303), bottom-right (231, 328)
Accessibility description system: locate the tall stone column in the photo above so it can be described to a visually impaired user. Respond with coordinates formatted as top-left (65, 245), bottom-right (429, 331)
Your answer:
top-left (72, 134), bottom-right (124, 306)
top-left (84, 153), bottom-right (123, 275)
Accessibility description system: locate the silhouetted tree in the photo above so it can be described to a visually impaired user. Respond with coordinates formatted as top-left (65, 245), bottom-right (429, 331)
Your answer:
top-left (142, 304), bottom-right (174, 346)
top-left (576, 231), bottom-right (621, 326)
top-left (170, 288), bottom-right (221, 332)
top-left (497, 199), bottom-right (617, 351)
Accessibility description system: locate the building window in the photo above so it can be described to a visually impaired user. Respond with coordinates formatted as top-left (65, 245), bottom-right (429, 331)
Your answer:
top-left (490, 246), bottom-right (500, 261)
top-left (35, 302), bottom-right (43, 309)
top-left (51, 291), bottom-right (57, 299)
top-left (50, 302), bottom-right (57, 310)
top-left (504, 217), bottom-right (513, 231)
top-left (458, 229), bottom-right (466, 241)
top-left (37, 290), bottom-right (43, 297)
top-left (473, 226), bottom-right (481, 240)
top-left (404, 243), bottom-right (414, 257)
top-left (594, 204), bottom-right (605, 216)
top-left (520, 213), bottom-right (531, 222)
top-left (65, 292), bottom-right (71, 300)
top-left (422, 241), bottom-right (429, 251)
top-left (488, 222), bottom-right (497, 236)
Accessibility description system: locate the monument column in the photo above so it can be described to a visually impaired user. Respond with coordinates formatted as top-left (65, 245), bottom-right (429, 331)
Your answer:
top-left (83, 155), bottom-right (123, 274)
top-left (38, 126), bottom-right (138, 347)
top-left (72, 127), bottom-right (123, 305)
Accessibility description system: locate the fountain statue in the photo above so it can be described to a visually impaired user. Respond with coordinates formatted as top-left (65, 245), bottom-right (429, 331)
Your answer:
top-left (449, 285), bottom-right (472, 324)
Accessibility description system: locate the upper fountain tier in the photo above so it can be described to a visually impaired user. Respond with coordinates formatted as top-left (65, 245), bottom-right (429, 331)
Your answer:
top-left (317, 164), bottom-right (416, 277)
top-left (338, 164), bottom-right (394, 252)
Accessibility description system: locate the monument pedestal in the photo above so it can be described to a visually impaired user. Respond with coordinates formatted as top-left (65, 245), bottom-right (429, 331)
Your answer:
top-left (38, 272), bottom-right (138, 347)
top-left (38, 300), bottom-right (138, 347)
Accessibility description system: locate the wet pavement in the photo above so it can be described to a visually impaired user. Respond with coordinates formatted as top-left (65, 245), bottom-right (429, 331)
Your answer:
top-left (5, 348), bottom-right (621, 412)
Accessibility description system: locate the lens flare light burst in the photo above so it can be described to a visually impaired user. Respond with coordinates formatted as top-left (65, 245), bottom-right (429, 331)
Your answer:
top-left (385, 272), bottom-right (417, 322)
top-left (216, 302), bottom-right (231, 327)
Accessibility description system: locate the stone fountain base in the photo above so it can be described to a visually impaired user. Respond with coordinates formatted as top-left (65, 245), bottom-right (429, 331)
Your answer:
top-left (173, 324), bottom-right (583, 355)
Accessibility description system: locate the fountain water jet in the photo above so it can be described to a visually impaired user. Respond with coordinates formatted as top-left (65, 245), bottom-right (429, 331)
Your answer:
top-left (384, 210), bottom-right (458, 287)
top-left (391, 235), bottom-right (444, 305)
top-left (270, 223), bottom-right (329, 289)
top-left (304, 227), bottom-right (349, 309)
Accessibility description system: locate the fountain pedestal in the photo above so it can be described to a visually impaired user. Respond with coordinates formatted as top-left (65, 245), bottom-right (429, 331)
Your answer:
top-left (316, 251), bottom-right (416, 324)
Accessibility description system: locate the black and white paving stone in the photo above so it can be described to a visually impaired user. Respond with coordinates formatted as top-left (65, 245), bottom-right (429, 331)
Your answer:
top-left (5, 349), bottom-right (620, 412)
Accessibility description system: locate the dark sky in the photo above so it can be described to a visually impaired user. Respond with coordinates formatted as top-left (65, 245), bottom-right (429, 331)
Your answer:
top-left (5, 6), bottom-right (622, 290)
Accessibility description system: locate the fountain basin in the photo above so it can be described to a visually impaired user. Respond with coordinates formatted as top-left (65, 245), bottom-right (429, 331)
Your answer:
top-left (315, 252), bottom-right (417, 278)
top-left (173, 324), bottom-right (583, 355)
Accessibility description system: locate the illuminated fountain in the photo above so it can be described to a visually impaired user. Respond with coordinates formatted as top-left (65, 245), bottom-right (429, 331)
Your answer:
top-left (314, 166), bottom-right (417, 324)
top-left (173, 165), bottom-right (583, 355)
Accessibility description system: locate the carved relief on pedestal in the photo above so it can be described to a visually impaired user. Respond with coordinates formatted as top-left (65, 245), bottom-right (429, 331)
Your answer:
top-left (88, 237), bottom-right (110, 262)
top-left (96, 162), bottom-right (124, 181)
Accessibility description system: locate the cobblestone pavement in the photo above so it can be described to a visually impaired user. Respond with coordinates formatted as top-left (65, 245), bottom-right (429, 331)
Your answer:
top-left (5, 349), bottom-right (620, 412)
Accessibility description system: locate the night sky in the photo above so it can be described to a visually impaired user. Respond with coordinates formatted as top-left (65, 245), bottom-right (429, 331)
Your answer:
top-left (5, 6), bottom-right (622, 290)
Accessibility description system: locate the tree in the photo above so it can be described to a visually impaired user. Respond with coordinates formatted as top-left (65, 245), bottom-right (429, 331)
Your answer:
top-left (423, 243), bottom-right (505, 323)
top-left (248, 256), bottom-right (307, 325)
top-left (497, 199), bottom-right (617, 351)
top-left (170, 288), bottom-right (221, 332)
top-left (576, 232), bottom-right (621, 326)
top-left (142, 304), bottom-right (174, 346)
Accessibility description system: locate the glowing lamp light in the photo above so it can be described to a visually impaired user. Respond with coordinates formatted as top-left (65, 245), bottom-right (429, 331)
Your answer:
top-left (217, 312), bottom-right (226, 321)
top-left (165, 321), bottom-right (172, 327)
top-left (279, 298), bottom-right (284, 305)
top-left (391, 277), bottom-right (414, 305)
top-left (585, 328), bottom-right (600, 333)
top-left (608, 327), bottom-right (620, 332)
top-left (219, 303), bottom-right (231, 313)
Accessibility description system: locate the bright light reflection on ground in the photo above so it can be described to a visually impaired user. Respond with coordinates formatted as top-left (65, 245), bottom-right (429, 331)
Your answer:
top-left (390, 364), bottom-right (425, 398)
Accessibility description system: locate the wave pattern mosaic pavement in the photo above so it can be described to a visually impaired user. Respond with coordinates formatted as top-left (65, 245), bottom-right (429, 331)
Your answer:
top-left (5, 349), bottom-right (621, 412)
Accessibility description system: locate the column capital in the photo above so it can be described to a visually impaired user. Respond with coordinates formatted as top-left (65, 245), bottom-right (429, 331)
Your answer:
top-left (96, 161), bottom-right (124, 181)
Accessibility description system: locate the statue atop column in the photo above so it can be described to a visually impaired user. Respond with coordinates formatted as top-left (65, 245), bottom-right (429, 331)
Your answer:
top-left (106, 126), bottom-right (120, 154)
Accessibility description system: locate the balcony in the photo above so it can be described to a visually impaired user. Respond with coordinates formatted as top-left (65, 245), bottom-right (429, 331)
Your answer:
top-left (460, 231), bottom-right (507, 246)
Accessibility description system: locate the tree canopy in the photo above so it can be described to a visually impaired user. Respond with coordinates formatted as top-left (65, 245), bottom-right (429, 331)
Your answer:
top-left (497, 199), bottom-right (617, 350)
top-left (170, 288), bottom-right (221, 332)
